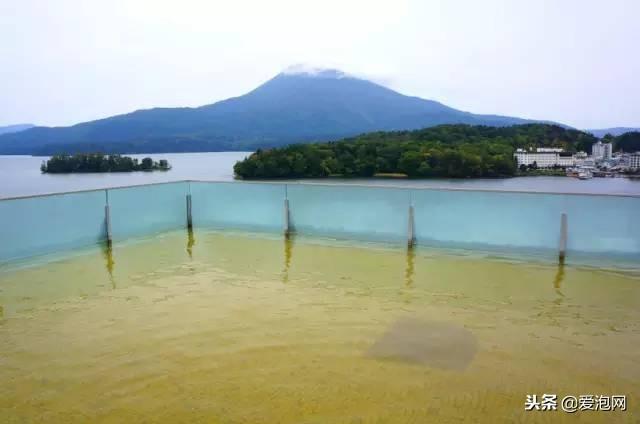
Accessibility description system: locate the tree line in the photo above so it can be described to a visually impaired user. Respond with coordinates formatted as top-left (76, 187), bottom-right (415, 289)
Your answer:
top-left (234, 124), bottom-right (598, 179)
top-left (41, 153), bottom-right (170, 173)
top-left (602, 131), bottom-right (640, 152)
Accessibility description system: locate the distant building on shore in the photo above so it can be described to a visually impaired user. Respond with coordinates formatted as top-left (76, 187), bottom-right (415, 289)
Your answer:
top-left (514, 148), bottom-right (578, 168)
top-left (592, 141), bottom-right (613, 160)
top-left (573, 151), bottom-right (588, 163)
top-left (515, 142), bottom-right (638, 175)
top-left (535, 148), bottom-right (564, 153)
top-left (629, 153), bottom-right (640, 170)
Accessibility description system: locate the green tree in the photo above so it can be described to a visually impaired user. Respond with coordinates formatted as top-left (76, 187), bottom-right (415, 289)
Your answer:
top-left (398, 151), bottom-right (423, 177)
top-left (141, 157), bottom-right (153, 170)
top-left (615, 132), bottom-right (640, 152)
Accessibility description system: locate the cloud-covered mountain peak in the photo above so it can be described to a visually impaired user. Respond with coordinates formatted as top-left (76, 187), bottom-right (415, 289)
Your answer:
top-left (280, 64), bottom-right (350, 79)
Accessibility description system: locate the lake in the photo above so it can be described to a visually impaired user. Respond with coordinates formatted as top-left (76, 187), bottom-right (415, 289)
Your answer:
top-left (1, 152), bottom-right (639, 199)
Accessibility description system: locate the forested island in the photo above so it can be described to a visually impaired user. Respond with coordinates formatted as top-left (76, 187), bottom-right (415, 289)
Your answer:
top-left (234, 124), bottom-right (597, 179)
top-left (41, 153), bottom-right (171, 173)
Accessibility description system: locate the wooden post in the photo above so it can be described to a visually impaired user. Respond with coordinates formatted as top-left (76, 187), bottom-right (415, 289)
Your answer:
top-left (559, 213), bottom-right (568, 263)
top-left (284, 198), bottom-right (290, 237)
top-left (408, 205), bottom-right (415, 248)
top-left (186, 194), bottom-right (193, 230)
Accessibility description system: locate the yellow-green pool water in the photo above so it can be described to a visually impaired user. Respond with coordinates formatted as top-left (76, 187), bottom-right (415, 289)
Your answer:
top-left (1, 231), bottom-right (638, 423)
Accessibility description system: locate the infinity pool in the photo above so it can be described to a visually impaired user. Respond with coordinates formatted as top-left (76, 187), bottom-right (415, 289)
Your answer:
top-left (1, 231), bottom-right (638, 423)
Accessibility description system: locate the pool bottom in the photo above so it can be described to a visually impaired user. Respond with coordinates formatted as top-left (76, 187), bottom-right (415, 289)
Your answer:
top-left (1, 230), bottom-right (638, 423)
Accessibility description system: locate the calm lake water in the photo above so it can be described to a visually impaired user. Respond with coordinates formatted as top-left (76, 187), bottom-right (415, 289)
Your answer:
top-left (1, 230), bottom-right (638, 423)
top-left (1, 152), bottom-right (639, 199)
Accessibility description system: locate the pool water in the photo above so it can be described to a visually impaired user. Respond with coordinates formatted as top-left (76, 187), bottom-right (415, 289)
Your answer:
top-left (1, 230), bottom-right (638, 423)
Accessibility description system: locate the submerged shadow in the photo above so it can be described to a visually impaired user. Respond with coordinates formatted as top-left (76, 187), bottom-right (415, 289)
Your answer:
top-left (101, 241), bottom-right (116, 290)
top-left (186, 227), bottom-right (196, 259)
top-left (282, 233), bottom-right (294, 284)
top-left (367, 318), bottom-right (478, 371)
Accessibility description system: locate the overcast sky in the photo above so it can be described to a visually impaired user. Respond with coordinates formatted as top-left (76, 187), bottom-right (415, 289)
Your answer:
top-left (1, 0), bottom-right (638, 129)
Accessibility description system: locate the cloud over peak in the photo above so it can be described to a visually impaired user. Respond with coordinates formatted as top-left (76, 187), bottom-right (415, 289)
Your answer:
top-left (281, 64), bottom-right (349, 79)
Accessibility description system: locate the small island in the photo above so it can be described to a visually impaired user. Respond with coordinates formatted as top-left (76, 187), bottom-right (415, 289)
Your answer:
top-left (40, 153), bottom-right (171, 173)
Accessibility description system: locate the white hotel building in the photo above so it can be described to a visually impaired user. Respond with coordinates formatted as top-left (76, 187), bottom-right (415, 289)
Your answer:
top-left (630, 153), bottom-right (640, 170)
top-left (514, 148), bottom-right (575, 168)
top-left (592, 141), bottom-right (613, 161)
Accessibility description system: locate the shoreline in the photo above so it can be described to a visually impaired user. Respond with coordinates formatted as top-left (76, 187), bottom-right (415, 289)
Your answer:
top-left (1, 153), bottom-right (638, 199)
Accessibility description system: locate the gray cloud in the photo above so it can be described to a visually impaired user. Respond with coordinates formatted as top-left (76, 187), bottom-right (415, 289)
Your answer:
top-left (0, 0), bottom-right (638, 129)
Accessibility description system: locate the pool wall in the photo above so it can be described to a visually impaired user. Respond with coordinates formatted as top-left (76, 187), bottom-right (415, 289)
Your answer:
top-left (1, 180), bottom-right (638, 264)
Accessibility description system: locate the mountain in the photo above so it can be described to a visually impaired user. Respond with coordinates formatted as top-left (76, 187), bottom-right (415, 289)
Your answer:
top-left (0, 68), bottom-right (560, 155)
top-left (0, 124), bottom-right (35, 136)
top-left (586, 127), bottom-right (640, 138)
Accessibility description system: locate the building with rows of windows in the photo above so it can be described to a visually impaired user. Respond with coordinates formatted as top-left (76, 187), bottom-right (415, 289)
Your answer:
top-left (514, 148), bottom-right (578, 168)
top-left (592, 141), bottom-right (613, 161)
top-left (629, 153), bottom-right (640, 170)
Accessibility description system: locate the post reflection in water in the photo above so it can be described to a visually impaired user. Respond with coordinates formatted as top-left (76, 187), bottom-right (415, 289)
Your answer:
top-left (405, 246), bottom-right (415, 288)
top-left (553, 261), bottom-right (565, 298)
top-left (101, 242), bottom-right (116, 289)
top-left (282, 234), bottom-right (293, 284)
top-left (186, 227), bottom-right (196, 259)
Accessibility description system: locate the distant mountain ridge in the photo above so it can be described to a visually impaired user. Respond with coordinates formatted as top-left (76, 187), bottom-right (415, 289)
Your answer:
top-left (0, 68), bottom-right (562, 155)
top-left (586, 127), bottom-right (640, 138)
top-left (0, 123), bottom-right (35, 136)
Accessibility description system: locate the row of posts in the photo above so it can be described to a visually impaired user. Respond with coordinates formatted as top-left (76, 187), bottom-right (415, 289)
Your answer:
top-left (272, 195), bottom-right (565, 260)
top-left (103, 189), bottom-right (194, 247)
top-left (102, 188), bottom-right (569, 263)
